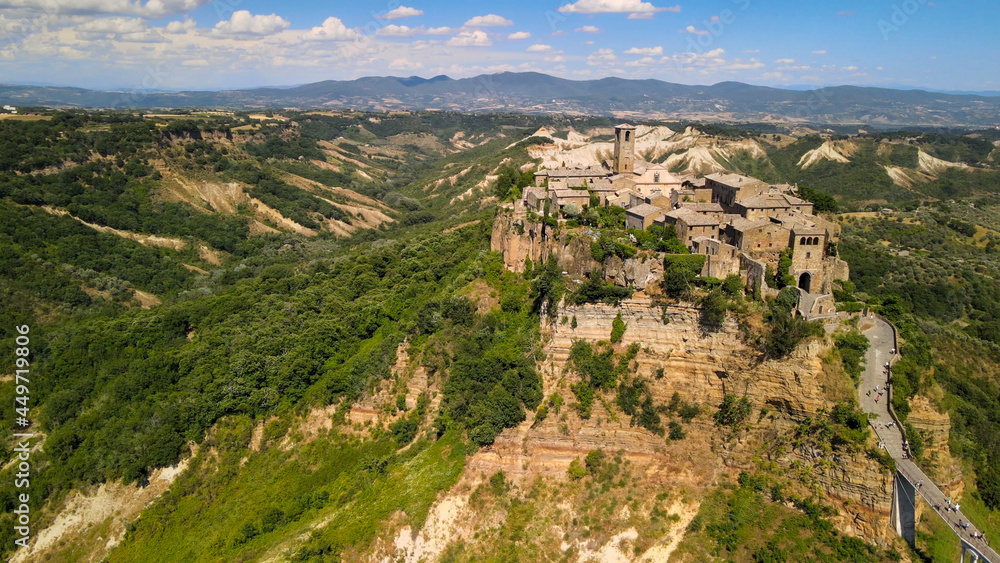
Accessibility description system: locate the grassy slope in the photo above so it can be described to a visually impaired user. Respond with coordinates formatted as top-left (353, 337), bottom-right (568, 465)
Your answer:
top-left (108, 423), bottom-right (467, 562)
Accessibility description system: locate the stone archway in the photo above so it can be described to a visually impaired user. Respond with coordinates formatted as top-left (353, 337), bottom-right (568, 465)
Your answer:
top-left (798, 272), bottom-right (812, 293)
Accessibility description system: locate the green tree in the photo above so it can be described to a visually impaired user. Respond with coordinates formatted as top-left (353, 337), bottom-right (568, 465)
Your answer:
top-left (700, 288), bottom-right (728, 327)
top-left (610, 312), bottom-right (627, 343)
top-left (715, 395), bottom-right (752, 428)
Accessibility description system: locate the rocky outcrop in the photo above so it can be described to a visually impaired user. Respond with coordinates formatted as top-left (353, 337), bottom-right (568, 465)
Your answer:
top-left (908, 395), bottom-right (963, 489)
top-left (468, 298), bottom-right (895, 545)
top-left (490, 209), bottom-right (600, 275)
top-left (605, 255), bottom-right (663, 290)
top-left (543, 300), bottom-right (831, 417)
top-left (491, 209), bottom-right (665, 289)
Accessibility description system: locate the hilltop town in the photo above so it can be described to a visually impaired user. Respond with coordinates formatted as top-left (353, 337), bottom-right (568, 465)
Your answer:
top-left (502, 124), bottom-right (849, 316)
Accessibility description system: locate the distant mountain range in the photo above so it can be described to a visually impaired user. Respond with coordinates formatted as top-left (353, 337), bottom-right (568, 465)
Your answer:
top-left (3, 72), bottom-right (1000, 127)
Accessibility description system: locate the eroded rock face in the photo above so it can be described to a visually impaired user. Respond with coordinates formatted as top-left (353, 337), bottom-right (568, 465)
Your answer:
top-left (490, 210), bottom-right (600, 276)
top-left (605, 255), bottom-right (663, 290)
top-left (468, 299), bottom-right (896, 545)
top-left (908, 395), bottom-right (963, 489)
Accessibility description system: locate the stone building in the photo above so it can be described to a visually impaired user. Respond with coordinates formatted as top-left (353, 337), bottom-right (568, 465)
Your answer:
top-left (692, 237), bottom-right (742, 279)
top-left (723, 217), bottom-right (789, 254)
top-left (672, 177), bottom-right (714, 207)
top-left (626, 203), bottom-right (667, 230)
top-left (733, 192), bottom-right (814, 221)
top-left (523, 186), bottom-right (548, 211)
top-left (535, 167), bottom-right (608, 190)
top-left (630, 190), bottom-right (672, 210)
top-left (662, 208), bottom-right (723, 248)
top-left (548, 189), bottom-right (590, 214)
top-left (706, 172), bottom-right (769, 212)
top-left (629, 164), bottom-right (683, 196)
top-left (613, 123), bottom-right (636, 175)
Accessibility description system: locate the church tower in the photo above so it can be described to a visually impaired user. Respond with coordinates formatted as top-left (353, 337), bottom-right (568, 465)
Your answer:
top-left (613, 124), bottom-right (636, 175)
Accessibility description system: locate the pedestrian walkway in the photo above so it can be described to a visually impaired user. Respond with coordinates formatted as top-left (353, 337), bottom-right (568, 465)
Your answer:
top-left (861, 317), bottom-right (998, 562)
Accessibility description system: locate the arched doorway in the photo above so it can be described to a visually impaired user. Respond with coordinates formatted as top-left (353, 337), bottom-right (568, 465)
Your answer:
top-left (798, 272), bottom-right (812, 293)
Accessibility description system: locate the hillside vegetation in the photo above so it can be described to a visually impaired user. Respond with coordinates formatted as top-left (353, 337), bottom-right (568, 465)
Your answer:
top-left (1, 111), bottom-right (1000, 561)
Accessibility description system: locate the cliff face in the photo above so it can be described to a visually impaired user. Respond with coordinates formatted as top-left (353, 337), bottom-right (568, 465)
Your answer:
top-left (490, 210), bottom-right (599, 276)
top-left (469, 299), bottom-right (896, 540)
top-left (907, 395), bottom-right (963, 491)
top-left (360, 298), bottom-right (905, 562)
top-left (490, 210), bottom-right (663, 289)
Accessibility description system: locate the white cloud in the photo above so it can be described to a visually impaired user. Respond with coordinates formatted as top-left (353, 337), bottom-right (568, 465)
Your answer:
top-left (305, 17), bottom-right (359, 41)
top-left (625, 46), bottom-right (662, 55)
top-left (73, 16), bottom-right (164, 42)
top-left (181, 58), bottom-right (209, 66)
top-left (558, 0), bottom-right (680, 17)
top-left (214, 11), bottom-right (290, 36)
top-left (664, 48), bottom-right (767, 73)
top-left (743, 49), bottom-right (760, 53)
top-left (843, 65), bottom-right (858, 71)
top-left (625, 56), bottom-right (656, 67)
top-left (0, 0), bottom-right (211, 17)
top-left (447, 29), bottom-right (491, 46)
top-left (76, 17), bottom-right (147, 35)
top-left (587, 48), bottom-right (616, 65)
top-left (389, 57), bottom-right (423, 70)
top-left (681, 25), bottom-right (709, 35)
top-left (774, 58), bottom-right (795, 64)
top-left (508, 31), bottom-right (531, 40)
top-left (812, 50), bottom-right (827, 55)
top-left (376, 24), bottom-right (418, 37)
top-left (551, 30), bottom-right (567, 36)
top-left (382, 6), bottom-right (424, 19)
top-left (545, 55), bottom-right (566, 62)
top-left (575, 25), bottom-right (602, 33)
top-left (425, 26), bottom-right (453, 35)
top-left (464, 14), bottom-right (513, 27)
top-left (165, 18), bottom-right (195, 33)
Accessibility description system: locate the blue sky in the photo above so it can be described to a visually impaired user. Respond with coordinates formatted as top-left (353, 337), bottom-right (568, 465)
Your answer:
top-left (0, 0), bottom-right (996, 92)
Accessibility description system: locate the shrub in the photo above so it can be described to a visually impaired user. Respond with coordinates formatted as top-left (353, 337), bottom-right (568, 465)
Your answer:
top-left (568, 271), bottom-right (633, 306)
top-left (389, 418), bottom-right (419, 445)
top-left (835, 330), bottom-right (870, 383)
top-left (611, 312), bottom-right (627, 343)
top-left (700, 288), bottom-right (728, 327)
top-left (722, 274), bottom-right (744, 296)
top-left (585, 449), bottom-right (606, 475)
top-left (662, 267), bottom-right (690, 299)
top-left (668, 421), bottom-right (685, 440)
top-left (489, 471), bottom-right (508, 496)
top-left (714, 395), bottom-right (752, 428)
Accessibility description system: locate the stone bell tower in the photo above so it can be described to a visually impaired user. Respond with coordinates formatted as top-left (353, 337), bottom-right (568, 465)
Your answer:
top-left (613, 123), bottom-right (636, 175)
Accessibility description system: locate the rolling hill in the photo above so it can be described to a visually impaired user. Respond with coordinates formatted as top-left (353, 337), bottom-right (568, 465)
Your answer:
top-left (3, 72), bottom-right (1000, 126)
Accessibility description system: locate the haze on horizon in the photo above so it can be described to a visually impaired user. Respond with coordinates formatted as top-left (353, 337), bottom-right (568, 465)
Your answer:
top-left (0, 0), bottom-right (996, 94)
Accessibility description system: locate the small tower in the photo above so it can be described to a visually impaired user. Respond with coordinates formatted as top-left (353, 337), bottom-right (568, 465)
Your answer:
top-left (614, 124), bottom-right (636, 175)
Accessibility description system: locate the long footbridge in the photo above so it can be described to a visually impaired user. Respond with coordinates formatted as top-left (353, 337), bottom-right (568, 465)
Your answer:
top-left (860, 316), bottom-right (998, 562)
